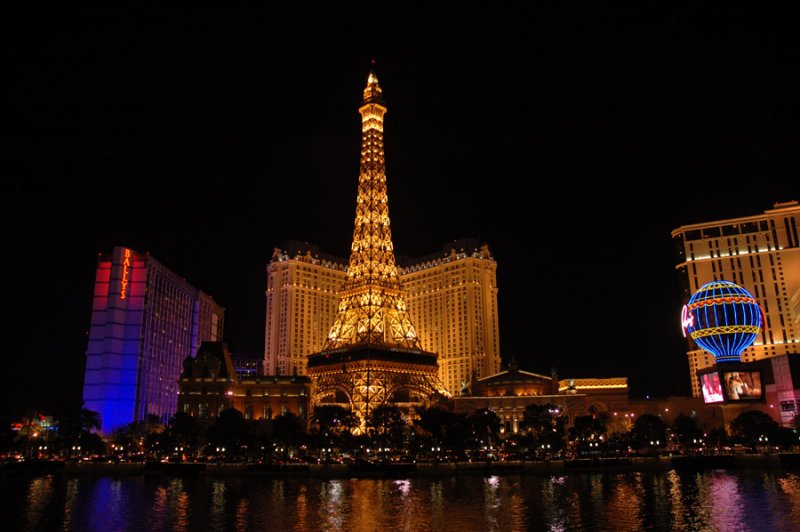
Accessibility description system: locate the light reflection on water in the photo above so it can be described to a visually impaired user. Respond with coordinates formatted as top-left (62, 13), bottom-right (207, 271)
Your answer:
top-left (2, 470), bottom-right (800, 531)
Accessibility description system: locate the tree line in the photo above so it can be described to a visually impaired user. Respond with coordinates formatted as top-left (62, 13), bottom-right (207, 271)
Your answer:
top-left (3, 403), bottom-right (798, 462)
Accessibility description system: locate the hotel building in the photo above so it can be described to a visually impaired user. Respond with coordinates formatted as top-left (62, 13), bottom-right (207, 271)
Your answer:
top-left (264, 238), bottom-right (501, 395)
top-left (672, 201), bottom-right (800, 397)
top-left (82, 246), bottom-right (225, 435)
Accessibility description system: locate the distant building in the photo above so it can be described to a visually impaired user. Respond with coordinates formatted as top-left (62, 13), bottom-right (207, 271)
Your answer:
top-left (627, 396), bottom-right (723, 433)
top-left (230, 352), bottom-right (263, 378)
top-left (453, 359), bottom-right (629, 434)
top-left (264, 239), bottom-right (501, 395)
top-left (82, 247), bottom-right (224, 435)
top-left (672, 201), bottom-right (800, 396)
top-left (178, 342), bottom-right (309, 422)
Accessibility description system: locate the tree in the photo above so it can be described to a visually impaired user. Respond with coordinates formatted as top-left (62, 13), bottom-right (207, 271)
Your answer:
top-left (521, 404), bottom-right (567, 452)
top-left (80, 408), bottom-right (102, 433)
top-left (207, 408), bottom-right (250, 455)
top-left (415, 406), bottom-right (456, 446)
top-left (705, 427), bottom-right (729, 449)
top-left (169, 412), bottom-right (203, 449)
top-left (79, 431), bottom-right (107, 455)
top-left (672, 413), bottom-right (703, 449)
top-left (413, 406), bottom-right (471, 453)
top-left (271, 412), bottom-right (306, 452)
top-left (570, 414), bottom-right (607, 443)
top-left (311, 405), bottom-right (358, 441)
top-left (142, 414), bottom-right (168, 454)
top-left (469, 408), bottom-right (501, 449)
top-left (58, 407), bottom-right (101, 448)
top-left (630, 414), bottom-right (668, 450)
top-left (368, 405), bottom-right (407, 451)
top-left (730, 410), bottom-right (779, 449)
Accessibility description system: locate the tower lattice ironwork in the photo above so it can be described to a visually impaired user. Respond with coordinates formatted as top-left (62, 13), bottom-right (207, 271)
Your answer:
top-left (322, 71), bottom-right (421, 352)
top-left (308, 70), bottom-right (448, 431)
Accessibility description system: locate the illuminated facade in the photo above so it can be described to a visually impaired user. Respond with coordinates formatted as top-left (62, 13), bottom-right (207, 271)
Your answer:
top-left (178, 342), bottom-right (309, 422)
top-left (264, 242), bottom-right (347, 377)
top-left (398, 239), bottom-right (501, 394)
top-left (672, 201), bottom-right (800, 396)
top-left (82, 247), bottom-right (224, 435)
top-left (264, 239), bottom-right (500, 395)
top-left (305, 71), bottom-right (447, 429)
top-left (453, 361), bottom-right (629, 434)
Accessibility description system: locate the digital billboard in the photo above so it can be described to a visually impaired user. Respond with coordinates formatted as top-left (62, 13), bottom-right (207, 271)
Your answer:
top-left (722, 371), bottom-right (763, 401)
top-left (700, 372), bottom-right (725, 404)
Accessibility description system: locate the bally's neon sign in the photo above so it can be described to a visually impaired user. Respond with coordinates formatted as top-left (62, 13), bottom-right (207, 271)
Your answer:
top-left (120, 248), bottom-right (131, 300)
top-left (680, 305), bottom-right (694, 337)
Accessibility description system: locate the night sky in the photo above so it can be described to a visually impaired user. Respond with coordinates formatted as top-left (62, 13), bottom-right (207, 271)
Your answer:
top-left (7, 5), bottom-right (797, 417)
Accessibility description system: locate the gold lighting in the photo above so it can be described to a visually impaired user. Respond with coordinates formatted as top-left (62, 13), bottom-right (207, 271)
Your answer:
top-left (307, 71), bottom-right (449, 433)
top-left (323, 71), bottom-right (421, 352)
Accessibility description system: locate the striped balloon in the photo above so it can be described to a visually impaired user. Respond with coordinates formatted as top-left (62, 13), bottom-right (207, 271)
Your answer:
top-left (681, 280), bottom-right (762, 363)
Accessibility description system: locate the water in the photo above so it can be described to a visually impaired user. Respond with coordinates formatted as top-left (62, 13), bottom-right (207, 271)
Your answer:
top-left (3, 470), bottom-right (800, 531)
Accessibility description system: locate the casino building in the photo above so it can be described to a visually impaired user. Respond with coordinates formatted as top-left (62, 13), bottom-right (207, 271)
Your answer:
top-left (82, 247), bottom-right (224, 435)
top-left (262, 69), bottom-right (629, 431)
top-left (672, 201), bottom-right (800, 397)
top-left (264, 239), bottom-right (501, 396)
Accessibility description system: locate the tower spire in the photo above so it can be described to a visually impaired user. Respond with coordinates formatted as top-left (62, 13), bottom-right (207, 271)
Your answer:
top-left (323, 71), bottom-right (422, 351)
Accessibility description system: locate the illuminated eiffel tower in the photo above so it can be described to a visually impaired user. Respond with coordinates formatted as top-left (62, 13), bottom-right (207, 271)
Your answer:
top-left (322, 70), bottom-right (420, 351)
top-left (307, 69), bottom-right (449, 431)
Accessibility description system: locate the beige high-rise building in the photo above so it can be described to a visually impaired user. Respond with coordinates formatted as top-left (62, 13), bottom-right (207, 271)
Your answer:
top-left (264, 242), bottom-right (346, 377)
top-left (672, 200), bottom-right (800, 396)
top-left (398, 239), bottom-right (501, 394)
top-left (264, 239), bottom-right (501, 395)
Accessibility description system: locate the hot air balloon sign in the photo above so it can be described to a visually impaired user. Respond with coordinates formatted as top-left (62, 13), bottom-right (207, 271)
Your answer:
top-left (681, 280), bottom-right (763, 363)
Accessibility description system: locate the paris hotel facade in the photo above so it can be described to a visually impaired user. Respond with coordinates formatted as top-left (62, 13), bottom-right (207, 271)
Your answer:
top-left (672, 200), bottom-right (800, 397)
top-left (264, 238), bottom-right (501, 396)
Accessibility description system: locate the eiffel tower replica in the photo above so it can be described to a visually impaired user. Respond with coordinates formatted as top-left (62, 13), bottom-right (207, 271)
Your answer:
top-left (307, 69), bottom-right (449, 431)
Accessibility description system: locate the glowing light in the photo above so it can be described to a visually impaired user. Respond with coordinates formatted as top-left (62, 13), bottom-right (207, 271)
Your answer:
top-left (682, 280), bottom-right (762, 363)
top-left (322, 73), bottom-right (421, 352)
top-left (680, 305), bottom-right (694, 337)
top-left (120, 248), bottom-right (131, 300)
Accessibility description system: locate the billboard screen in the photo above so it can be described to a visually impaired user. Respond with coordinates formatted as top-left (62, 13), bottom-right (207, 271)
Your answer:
top-left (722, 371), bottom-right (763, 401)
top-left (700, 372), bottom-right (725, 404)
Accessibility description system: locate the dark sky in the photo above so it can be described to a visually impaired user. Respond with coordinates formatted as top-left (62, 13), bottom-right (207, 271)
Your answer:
top-left (7, 5), bottom-right (798, 416)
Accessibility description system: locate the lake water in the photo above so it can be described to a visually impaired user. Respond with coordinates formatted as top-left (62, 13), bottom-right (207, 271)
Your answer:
top-left (3, 469), bottom-right (800, 531)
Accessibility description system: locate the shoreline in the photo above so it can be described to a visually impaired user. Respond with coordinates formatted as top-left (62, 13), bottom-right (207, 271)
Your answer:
top-left (3, 454), bottom-right (799, 478)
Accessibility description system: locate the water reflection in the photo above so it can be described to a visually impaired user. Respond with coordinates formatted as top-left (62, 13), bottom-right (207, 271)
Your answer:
top-left (62, 478), bottom-right (80, 531)
top-left (170, 479), bottom-right (190, 532)
top-left (209, 479), bottom-right (227, 529)
top-left (3, 470), bottom-right (800, 531)
top-left (294, 483), bottom-right (307, 532)
top-left (24, 475), bottom-right (54, 531)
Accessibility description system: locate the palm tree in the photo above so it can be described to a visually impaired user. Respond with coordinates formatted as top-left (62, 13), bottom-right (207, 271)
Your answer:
top-left (469, 408), bottom-right (501, 450)
top-left (368, 405), bottom-right (406, 451)
top-left (80, 408), bottom-right (101, 433)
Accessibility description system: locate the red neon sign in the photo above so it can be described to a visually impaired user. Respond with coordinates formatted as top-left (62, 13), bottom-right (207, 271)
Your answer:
top-left (680, 304), bottom-right (694, 337)
top-left (120, 248), bottom-right (131, 300)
